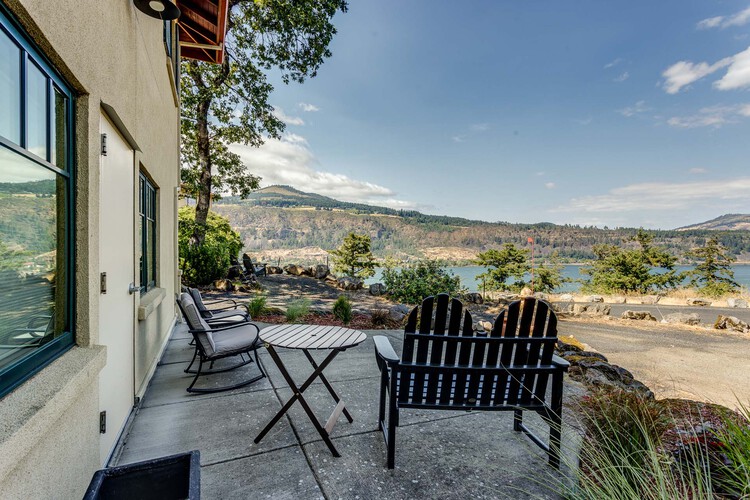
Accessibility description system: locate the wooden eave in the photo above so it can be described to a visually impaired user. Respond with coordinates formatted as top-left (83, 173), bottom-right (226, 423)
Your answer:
top-left (176, 0), bottom-right (228, 64)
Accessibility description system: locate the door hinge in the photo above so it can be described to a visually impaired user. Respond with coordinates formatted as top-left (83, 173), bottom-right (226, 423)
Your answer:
top-left (99, 411), bottom-right (107, 434)
top-left (100, 272), bottom-right (107, 294)
top-left (100, 133), bottom-right (107, 156)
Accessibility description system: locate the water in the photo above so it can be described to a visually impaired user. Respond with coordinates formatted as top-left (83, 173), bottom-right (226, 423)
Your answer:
top-left (366, 264), bottom-right (750, 293)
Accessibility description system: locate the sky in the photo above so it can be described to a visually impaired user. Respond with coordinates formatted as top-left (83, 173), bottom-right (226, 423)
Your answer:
top-left (229, 0), bottom-right (750, 230)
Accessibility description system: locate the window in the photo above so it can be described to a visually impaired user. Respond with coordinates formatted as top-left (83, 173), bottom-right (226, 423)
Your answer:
top-left (139, 173), bottom-right (157, 293)
top-left (0, 6), bottom-right (75, 397)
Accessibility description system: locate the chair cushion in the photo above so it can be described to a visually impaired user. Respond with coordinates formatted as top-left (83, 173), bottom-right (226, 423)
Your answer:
top-left (212, 324), bottom-right (260, 357)
top-left (188, 287), bottom-right (210, 316)
top-left (179, 293), bottom-right (215, 354)
top-left (208, 309), bottom-right (248, 322)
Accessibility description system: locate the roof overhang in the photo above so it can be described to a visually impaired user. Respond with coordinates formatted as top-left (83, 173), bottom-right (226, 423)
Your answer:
top-left (176, 0), bottom-right (229, 64)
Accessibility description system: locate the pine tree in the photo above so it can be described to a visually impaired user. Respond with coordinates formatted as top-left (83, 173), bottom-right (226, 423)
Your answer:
top-left (684, 237), bottom-right (739, 297)
top-left (329, 233), bottom-right (376, 279)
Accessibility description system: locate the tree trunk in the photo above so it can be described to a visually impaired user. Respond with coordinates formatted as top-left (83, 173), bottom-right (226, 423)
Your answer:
top-left (191, 98), bottom-right (212, 245)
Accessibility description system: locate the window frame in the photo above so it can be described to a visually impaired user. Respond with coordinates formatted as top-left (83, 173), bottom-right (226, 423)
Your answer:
top-left (0, 5), bottom-right (76, 398)
top-left (139, 172), bottom-right (157, 294)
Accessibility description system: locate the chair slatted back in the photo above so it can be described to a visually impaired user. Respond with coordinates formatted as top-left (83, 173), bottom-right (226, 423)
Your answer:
top-left (179, 293), bottom-right (216, 356)
top-left (396, 295), bottom-right (558, 410)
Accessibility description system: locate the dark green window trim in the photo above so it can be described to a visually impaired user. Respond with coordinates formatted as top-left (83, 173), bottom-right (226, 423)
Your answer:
top-left (0, 5), bottom-right (75, 399)
top-left (139, 172), bottom-right (157, 294)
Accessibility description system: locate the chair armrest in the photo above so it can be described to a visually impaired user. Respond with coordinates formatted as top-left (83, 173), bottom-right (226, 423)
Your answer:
top-left (551, 354), bottom-right (570, 371)
top-left (374, 336), bottom-right (400, 367)
top-left (190, 322), bottom-right (260, 335)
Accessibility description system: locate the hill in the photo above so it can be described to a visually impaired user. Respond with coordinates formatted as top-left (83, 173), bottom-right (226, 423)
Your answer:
top-left (213, 186), bottom-right (750, 264)
top-left (677, 214), bottom-right (750, 232)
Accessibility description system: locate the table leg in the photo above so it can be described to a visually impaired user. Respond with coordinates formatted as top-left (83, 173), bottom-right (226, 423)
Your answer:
top-left (302, 350), bottom-right (354, 423)
top-left (254, 345), bottom-right (343, 456)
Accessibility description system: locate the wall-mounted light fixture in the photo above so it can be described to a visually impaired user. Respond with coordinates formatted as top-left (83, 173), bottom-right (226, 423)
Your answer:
top-left (133, 0), bottom-right (180, 20)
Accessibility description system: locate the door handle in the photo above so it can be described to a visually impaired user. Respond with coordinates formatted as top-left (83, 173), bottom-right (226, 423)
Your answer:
top-left (128, 283), bottom-right (139, 295)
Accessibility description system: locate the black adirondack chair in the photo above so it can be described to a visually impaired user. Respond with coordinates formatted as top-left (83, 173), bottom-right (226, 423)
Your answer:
top-left (373, 294), bottom-right (569, 469)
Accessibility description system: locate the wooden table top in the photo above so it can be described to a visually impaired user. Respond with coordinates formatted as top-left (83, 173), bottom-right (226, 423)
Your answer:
top-left (260, 324), bottom-right (367, 350)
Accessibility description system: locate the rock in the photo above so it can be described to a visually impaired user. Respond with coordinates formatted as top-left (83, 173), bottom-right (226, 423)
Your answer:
top-left (557, 335), bottom-right (585, 352)
top-left (389, 304), bottom-right (411, 323)
top-left (283, 264), bottom-right (306, 276)
top-left (610, 296), bottom-right (627, 304)
top-left (559, 293), bottom-right (574, 302)
top-left (714, 315), bottom-right (750, 333)
top-left (266, 265), bottom-right (283, 275)
top-left (369, 283), bottom-right (387, 296)
top-left (496, 294), bottom-right (517, 306)
top-left (573, 303), bottom-right (610, 316)
top-left (687, 298), bottom-right (712, 307)
top-left (337, 276), bottom-right (364, 290)
top-left (551, 302), bottom-right (574, 314)
top-left (226, 265), bottom-right (243, 280)
top-left (585, 295), bottom-right (604, 303)
top-left (325, 274), bottom-right (338, 285)
top-left (463, 292), bottom-right (484, 304)
top-left (560, 350), bottom-right (609, 363)
top-left (727, 298), bottom-right (749, 309)
top-left (301, 266), bottom-right (314, 277)
top-left (313, 264), bottom-right (330, 279)
top-left (476, 320), bottom-right (493, 332)
top-left (642, 295), bottom-right (660, 305)
top-left (519, 287), bottom-right (533, 297)
top-left (213, 279), bottom-right (233, 292)
top-left (568, 357), bottom-right (653, 397)
top-left (663, 312), bottom-right (701, 326)
top-left (621, 310), bottom-right (657, 321)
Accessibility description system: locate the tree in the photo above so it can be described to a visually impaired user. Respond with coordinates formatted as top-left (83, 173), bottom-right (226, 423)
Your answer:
top-left (475, 243), bottom-right (530, 292)
top-left (181, 0), bottom-right (348, 243)
top-left (381, 259), bottom-right (464, 305)
top-left (329, 232), bottom-right (376, 279)
top-left (534, 253), bottom-right (570, 293)
top-left (582, 229), bottom-right (679, 294)
top-left (683, 237), bottom-right (739, 297)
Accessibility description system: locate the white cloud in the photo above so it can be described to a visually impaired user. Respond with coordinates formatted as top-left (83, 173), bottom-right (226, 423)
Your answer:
top-left (713, 47), bottom-right (750, 90)
top-left (661, 57), bottom-right (733, 94)
top-left (617, 100), bottom-right (649, 117)
top-left (613, 71), bottom-right (630, 82)
top-left (451, 135), bottom-right (465, 143)
top-left (690, 168), bottom-right (708, 174)
top-left (697, 7), bottom-right (750, 30)
top-left (604, 58), bottom-right (622, 69)
top-left (545, 182), bottom-right (556, 189)
top-left (557, 178), bottom-right (750, 213)
top-left (229, 135), bottom-right (421, 209)
top-left (535, 171), bottom-right (545, 177)
top-left (573, 116), bottom-right (593, 125)
top-left (470, 123), bottom-right (490, 132)
top-left (667, 103), bottom-right (750, 128)
top-left (298, 102), bottom-right (320, 112)
top-left (272, 106), bottom-right (305, 126)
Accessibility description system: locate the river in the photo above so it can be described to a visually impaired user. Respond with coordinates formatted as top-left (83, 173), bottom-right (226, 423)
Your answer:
top-left (365, 264), bottom-right (750, 293)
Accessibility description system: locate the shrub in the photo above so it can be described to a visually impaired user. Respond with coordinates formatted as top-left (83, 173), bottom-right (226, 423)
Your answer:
top-left (370, 309), bottom-right (391, 328)
top-left (382, 259), bottom-right (464, 304)
top-left (247, 294), bottom-right (267, 318)
top-left (332, 295), bottom-right (353, 325)
top-left (178, 207), bottom-right (242, 286)
top-left (285, 298), bottom-right (310, 323)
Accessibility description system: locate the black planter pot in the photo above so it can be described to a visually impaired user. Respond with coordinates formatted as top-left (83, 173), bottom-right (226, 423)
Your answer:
top-left (83, 450), bottom-right (200, 500)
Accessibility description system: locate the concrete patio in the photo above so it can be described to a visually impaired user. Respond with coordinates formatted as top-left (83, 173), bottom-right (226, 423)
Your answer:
top-left (111, 321), bottom-right (584, 499)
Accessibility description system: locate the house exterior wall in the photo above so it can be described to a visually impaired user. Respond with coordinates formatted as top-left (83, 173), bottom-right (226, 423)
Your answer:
top-left (0, 0), bottom-right (179, 496)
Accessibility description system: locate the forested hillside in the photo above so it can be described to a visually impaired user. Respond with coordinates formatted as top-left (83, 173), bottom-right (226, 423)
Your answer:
top-left (213, 186), bottom-right (750, 263)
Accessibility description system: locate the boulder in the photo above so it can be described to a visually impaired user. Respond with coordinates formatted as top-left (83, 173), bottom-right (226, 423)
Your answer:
top-left (369, 283), bottom-right (387, 296)
top-left (389, 304), bottom-right (411, 323)
top-left (476, 320), bottom-right (493, 332)
top-left (573, 303), bottom-right (611, 316)
top-left (727, 298), bottom-right (749, 309)
top-left (687, 298), bottom-right (712, 307)
top-left (226, 264), bottom-right (243, 280)
top-left (496, 294), bottom-right (517, 306)
top-left (551, 302), bottom-right (574, 314)
top-left (558, 293), bottom-right (574, 302)
top-left (463, 292), bottom-right (484, 304)
top-left (266, 265), bottom-right (283, 275)
top-left (585, 295), bottom-right (604, 303)
top-left (301, 266), bottom-right (315, 277)
top-left (621, 310), bottom-right (657, 321)
top-left (663, 312), bottom-right (701, 326)
top-left (325, 274), bottom-right (339, 285)
top-left (714, 315), bottom-right (750, 333)
top-left (560, 350), bottom-right (608, 363)
top-left (642, 295), bottom-right (660, 305)
top-left (283, 264), bottom-right (306, 276)
top-left (313, 264), bottom-right (330, 279)
top-left (337, 276), bottom-right (364, 291)
top-left (519, 287), bottom-right (533, 297)
top-left (213, 279), bottom-right (233, 292)
top-left (610, 296), bottom-right (627, 304)
top-left (556, 335), bottom-right (586, 352)
top-left (567, 357), bottom-right (653, 398)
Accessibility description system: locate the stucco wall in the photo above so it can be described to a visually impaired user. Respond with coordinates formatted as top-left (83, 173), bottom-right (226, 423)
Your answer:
top-left (0, 0), bottom-right (180, 495)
